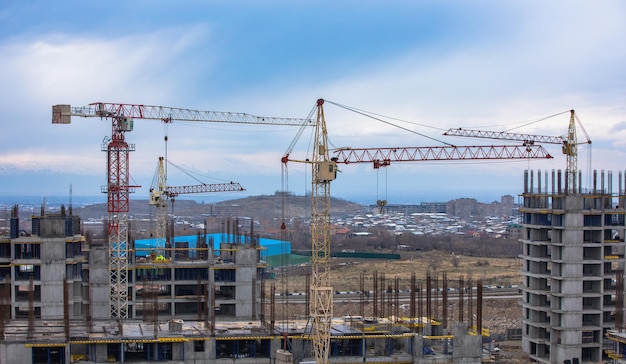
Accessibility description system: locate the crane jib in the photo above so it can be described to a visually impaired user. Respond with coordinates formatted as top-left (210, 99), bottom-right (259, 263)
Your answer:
top-left (52, 103), bottom-right (313, 126)
top-left (332, 145), bottom-right (553, 165)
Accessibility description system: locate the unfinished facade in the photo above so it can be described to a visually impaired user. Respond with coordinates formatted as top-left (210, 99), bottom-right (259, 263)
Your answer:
top-left (0, 208), bottom-right (267, 362)
top-left (520, 169), bottom-right (626, 363)
top-left (0, 204), bottom-right (493, 363)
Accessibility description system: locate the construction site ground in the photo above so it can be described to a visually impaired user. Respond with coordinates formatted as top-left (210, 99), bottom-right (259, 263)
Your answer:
top-left (269, 251), bottom-right (528, 362)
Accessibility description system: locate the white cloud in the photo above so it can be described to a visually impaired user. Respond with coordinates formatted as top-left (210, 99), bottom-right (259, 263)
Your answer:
top-left (1, 2), bottom-right (626, 201)
top-left (0, 24), bottom-right (214, 175)
top-left (0, 150), bottom-right (101, 175)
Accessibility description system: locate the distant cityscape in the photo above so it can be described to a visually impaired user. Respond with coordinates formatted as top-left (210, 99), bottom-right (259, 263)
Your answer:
top-left (0, 193), bottom-right (522, 241)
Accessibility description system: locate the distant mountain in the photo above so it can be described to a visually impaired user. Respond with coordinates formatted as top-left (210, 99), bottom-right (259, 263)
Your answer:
top-left (213, 193), bottom-right (366, 219)
top-left (71, 192), bottom-right (367, 220)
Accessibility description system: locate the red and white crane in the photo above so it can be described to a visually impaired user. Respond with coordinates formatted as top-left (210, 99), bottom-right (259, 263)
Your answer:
top-left (53, 102), bottom-right (312, 319)
top-left (281, 98), bottom-right (553, 364)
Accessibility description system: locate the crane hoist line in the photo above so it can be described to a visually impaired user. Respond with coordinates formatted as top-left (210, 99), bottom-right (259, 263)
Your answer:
top-left (53, 101), bottom-right (312, 320)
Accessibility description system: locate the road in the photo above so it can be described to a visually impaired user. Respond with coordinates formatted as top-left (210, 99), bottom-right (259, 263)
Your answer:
top-left (275, 286), bottom-right (522, 304)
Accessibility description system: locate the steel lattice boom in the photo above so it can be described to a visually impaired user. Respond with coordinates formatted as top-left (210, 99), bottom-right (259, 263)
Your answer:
top-left (443, 128), bottom-right (564, 145)
top-left (53, 103), bottom-right (313, 126)
top-left (167, 181), bottom-right (244, 197)
top-left (333, 144), bottom-right (553, 168)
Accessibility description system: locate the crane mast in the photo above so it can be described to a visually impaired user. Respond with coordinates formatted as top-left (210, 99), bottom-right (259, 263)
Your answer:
top-left (309, 99), bottom-right (336, 363)
top-left (103, 114), bottom-right (135, 319)
top-left (53, 102), bottom-right (310, 319)
top-left (564, 110), bottom-right (577, 192)
top-left (149, 157), bottom-right (170, 259)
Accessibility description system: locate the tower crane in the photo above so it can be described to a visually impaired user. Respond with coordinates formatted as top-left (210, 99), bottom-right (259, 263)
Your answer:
top-left (281, 99), bottom-right (553, 364)
top-left (52, 102), bottom-right (312, 319)
top-left (443, 109), bottom-right (591, 192)
top-left (149, 155), bottom-right (244, 260)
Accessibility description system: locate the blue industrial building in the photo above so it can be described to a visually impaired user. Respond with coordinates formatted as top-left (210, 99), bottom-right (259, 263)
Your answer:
top-left (135, 233), bottom-right (290, 259)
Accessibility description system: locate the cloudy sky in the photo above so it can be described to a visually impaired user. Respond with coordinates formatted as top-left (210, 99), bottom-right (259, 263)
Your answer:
top-left (1, 1), bottom-right (625, 205)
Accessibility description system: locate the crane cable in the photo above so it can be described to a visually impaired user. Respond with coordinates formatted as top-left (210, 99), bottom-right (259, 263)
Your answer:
top-left (502, 110), bottom-right (571, 133)
top-left (323, 99), bottom-right (453, 146)
top-left (280, 154), bottom-right (290, 335)
top-left (282, 105), bottom-right (317, 160)
top-left (279, 102), bottom-right (317, 340)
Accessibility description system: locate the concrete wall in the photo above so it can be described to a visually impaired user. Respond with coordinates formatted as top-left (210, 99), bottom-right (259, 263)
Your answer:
top-left (451, 323), bottom-right (482, 364)
top-left (0, 342), bottom-right (31, 364)
top-left (40, 218), bottom-right (66, 238)
top-left (40, 237), bottom-right (66, 319)
top-left (235, 248), bottom-right (257, 319)
top-left (89, 243), bottom-right (110, 320)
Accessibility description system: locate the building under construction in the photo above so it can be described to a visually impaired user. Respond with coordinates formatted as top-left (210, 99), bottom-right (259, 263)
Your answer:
top-left (520, 169), bottom-right (626, 363)
top-left (0, 201), bottom-right (501, 363)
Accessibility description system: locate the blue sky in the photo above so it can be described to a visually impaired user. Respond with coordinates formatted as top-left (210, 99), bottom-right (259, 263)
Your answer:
top-left (1, 1), bottom-right (625, 205)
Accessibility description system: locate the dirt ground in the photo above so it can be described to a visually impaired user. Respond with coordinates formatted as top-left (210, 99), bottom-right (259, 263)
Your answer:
top-left (274, 250), bottom-right (523, 292)
top-left (269, 250), bottom-right (524, 333)
top-left (271, 298), bottom-right (521, 333)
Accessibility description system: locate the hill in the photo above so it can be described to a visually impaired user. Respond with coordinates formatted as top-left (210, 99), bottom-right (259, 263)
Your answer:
top-left (72, 192), bottom-right (366, 220)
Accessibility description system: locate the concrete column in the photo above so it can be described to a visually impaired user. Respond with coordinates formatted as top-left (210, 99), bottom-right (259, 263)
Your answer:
top-left (95, 344), bottom-right (108, 362)
top-left (207, 338), bottom-right (216, 360)
top-left (412, 335), bottom-right (423, 360)
top-left (172, 342), bottom-right (183, 360)
top-left (451, 323), bottom-right (482, 364)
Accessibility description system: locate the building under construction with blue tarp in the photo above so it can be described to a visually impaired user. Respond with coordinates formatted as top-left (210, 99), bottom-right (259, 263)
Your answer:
top-left (134, 234), bottom-right (290, 259)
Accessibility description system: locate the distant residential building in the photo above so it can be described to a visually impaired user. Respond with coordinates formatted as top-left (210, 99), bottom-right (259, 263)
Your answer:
top-left (446, 198), bottom-right (480, 219)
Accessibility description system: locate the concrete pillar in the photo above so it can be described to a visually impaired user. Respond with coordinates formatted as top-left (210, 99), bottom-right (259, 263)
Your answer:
top-left (412, 335), bottom-right (423, 360)
top-left (270, 338), bottom-right (282, 362)
top-left (95, 344), bottom-right (108, 362)
top-left (451, 322), bottom-right (482, 364)
top-left (1, 343), bottom-right (31, 364)
top-left (172, 342), bottom-right (183, 360)
top-left (207, 338), bottom-right (216, 360)
top-left (524, 169), bottom-right (529, 193)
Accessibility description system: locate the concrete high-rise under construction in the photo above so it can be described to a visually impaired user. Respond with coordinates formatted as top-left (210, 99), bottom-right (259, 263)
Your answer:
top-left (520, 169), bottom-right (626, 363)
